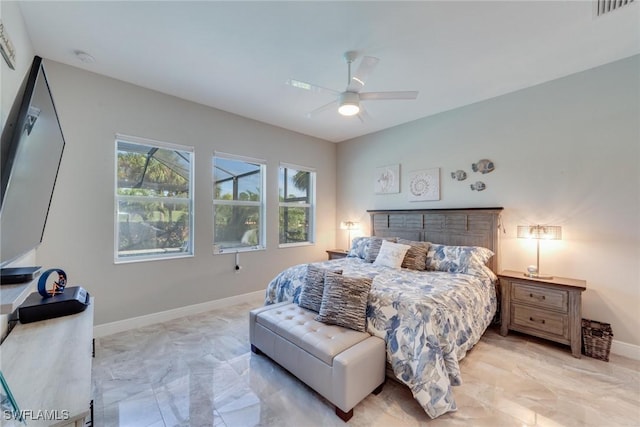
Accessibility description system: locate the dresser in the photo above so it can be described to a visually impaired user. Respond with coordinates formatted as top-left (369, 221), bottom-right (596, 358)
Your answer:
top-left (499, 270), bottom-right (586, 358)
top-left (0, 298), bottom-right (94, 426)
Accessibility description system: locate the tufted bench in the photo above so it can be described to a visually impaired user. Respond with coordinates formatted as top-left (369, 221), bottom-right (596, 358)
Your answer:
top-left (249, 301), bottom-right (386, 421)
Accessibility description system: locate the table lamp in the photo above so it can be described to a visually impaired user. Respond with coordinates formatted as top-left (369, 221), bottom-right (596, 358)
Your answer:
top-left (517, 225), bottom-right (562, 279)
top-left (340, 220), bottom-right (359, 250)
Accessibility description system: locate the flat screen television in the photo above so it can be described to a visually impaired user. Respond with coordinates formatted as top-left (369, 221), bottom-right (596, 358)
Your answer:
top-left (1, 56), bottom-right (66, 268)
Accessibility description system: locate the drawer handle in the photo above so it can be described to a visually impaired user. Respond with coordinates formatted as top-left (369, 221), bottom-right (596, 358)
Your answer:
top-left (529, 317), bottom-right (546, 324)
top-left (529, 293), bottom-right (545, 300)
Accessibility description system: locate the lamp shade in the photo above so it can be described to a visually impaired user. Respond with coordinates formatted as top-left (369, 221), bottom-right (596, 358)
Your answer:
top-left (340, 220), bottom-right (359, 230)
top-left (517, 225), bottom-right (562, 240)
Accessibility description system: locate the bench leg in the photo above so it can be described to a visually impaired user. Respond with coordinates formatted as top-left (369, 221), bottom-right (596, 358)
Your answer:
top-left (335, 407), bottom-right (353, 422)
top-left (372, 381), bottom-right (384, 395)
top-left (251, 344), bottom-right (262, 355)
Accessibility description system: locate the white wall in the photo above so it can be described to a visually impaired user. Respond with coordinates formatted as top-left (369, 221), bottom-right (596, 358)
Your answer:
top-left (337, 55), bottom-right (640, 352)
top-left (33, 61), bottom-right (336, 326)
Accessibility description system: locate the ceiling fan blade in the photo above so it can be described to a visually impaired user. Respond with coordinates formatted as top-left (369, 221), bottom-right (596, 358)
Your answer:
top-left (286, 79), bottom-right (340, 96)
top-left (347, 56), bottom-right (379, 92)
top-left (357, 106), bottom-right (372, 123)
top-left (305, 99), bottom-right (338, 118)
top-left (360, 91), bottom-right (419, 101)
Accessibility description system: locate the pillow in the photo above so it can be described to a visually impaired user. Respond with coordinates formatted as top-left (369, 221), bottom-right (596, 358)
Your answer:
top-left (364, 237), bottom-right (397, 263)
top-left (426, 244), bottom-right (494, 273)
top-left (347, 236), bottom-right (370, 259)
top-left (373, 240), bottom-right (411, 269)
top-left (298, 265), bottom-right (342, 312)
top-left (397, 239), bottom-right (429, 271)
top-left (466, 264), bottom-right (498, 282)
top-left (315, 272), bottom-right (372, 332)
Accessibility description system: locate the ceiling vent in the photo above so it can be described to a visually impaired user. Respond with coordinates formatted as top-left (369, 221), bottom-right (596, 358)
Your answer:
top-left (594, 0), bottom-right (635, 17)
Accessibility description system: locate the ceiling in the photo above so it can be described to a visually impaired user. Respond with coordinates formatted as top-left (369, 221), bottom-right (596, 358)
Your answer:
top-left (17, 1), bottom-right (640, 143)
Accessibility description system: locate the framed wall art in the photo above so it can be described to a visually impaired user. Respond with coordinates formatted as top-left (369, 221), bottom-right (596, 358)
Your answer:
top-left (374, 164), bottom-right (400, 194)
top-left (408, 168), bottom-right (440, 202)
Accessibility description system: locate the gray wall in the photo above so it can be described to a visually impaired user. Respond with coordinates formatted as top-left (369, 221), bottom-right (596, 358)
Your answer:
top-left (34, 61), bottom-right (336, 326)
top-left (337, 55), bottom-right (640, 349)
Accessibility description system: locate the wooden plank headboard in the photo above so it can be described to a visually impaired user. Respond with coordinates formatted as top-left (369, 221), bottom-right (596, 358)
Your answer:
top-left (368, 208), bottom-right (503, 273)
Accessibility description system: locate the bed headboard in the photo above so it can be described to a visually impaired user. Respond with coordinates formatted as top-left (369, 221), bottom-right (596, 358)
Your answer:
top-left (368, 208), bottom-right (503, 273)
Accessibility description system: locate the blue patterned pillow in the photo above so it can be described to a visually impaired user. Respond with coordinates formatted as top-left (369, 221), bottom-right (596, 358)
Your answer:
top-left (426, 244), bottom-right (494, 274)
top-left (347, 236), bottom-right (370, 259)
top-left (465, 263), bottom-right (498, 283)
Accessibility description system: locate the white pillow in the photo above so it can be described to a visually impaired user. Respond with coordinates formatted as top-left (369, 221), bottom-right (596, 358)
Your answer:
top-left (373, 240), bottom-right (411, 269)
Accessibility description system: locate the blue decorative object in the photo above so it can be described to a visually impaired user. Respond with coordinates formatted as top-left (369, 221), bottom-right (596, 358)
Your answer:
top-left (37, 269), bottom-right (67, 298)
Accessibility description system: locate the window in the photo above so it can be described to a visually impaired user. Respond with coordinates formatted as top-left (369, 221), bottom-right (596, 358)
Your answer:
top-left (213, 153), bottom-right (265, 253)
top-left (279, 163), bottom-right (315, 246)
top-left (115, 136), bottom-right (193, 262)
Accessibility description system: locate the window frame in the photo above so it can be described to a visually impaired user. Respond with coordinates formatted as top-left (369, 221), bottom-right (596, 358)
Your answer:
top-left (114, 134), bottom-right (194, 264)
top-left (278, 162), bottom-right (316, 248)
top-left (212, 151), bottom-right (266, 254)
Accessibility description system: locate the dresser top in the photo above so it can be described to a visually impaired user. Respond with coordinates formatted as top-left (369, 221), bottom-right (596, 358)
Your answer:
top-left (499, 270), bottom-right (587, 290)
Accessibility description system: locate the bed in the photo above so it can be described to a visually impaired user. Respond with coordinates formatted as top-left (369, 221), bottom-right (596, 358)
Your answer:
top-left (264, 208), bottom-right (503, 418)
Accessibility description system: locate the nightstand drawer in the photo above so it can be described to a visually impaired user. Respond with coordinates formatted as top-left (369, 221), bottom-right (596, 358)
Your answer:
top-left (512, 282), bottom-right (568, 312)
top-left (512, 304), bottom-right (568, 338)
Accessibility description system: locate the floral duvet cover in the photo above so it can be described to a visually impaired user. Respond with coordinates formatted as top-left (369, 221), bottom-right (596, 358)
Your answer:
top-left (264, 257), bottom-right (497, 418)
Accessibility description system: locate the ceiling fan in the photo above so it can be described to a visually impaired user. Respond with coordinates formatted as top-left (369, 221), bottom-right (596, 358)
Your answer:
top-left (287, 51), bottom-right (419, 120)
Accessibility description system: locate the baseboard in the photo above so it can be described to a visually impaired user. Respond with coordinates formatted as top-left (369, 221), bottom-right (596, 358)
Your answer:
top-left (611, 339), bottom-right (640, 361)
top-left (93, 290), bottom-right (264, 338)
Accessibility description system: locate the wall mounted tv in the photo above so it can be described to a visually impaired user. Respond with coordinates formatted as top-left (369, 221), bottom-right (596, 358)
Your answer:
top-left (1, 56), bottom-right (66, 268)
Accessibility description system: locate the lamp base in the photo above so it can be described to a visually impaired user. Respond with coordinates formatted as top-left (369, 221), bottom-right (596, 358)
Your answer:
top-left (524, 272), bottom-right (554, 280)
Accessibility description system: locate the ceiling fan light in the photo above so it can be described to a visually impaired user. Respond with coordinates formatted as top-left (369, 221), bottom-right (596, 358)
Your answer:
top-left (338, 103), bottom-right (360, 116)
top-left (338, 92), bottom-right (360, 116)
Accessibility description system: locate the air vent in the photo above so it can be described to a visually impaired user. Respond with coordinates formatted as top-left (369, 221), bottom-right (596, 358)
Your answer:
top-left (595, 0), bottom-right (635, 16)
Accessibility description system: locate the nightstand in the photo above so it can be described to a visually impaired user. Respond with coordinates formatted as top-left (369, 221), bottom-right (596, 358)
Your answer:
top-left (326, 249), bottom-right (349, 260)
top-left (499, 270), bottom-right (586, 358)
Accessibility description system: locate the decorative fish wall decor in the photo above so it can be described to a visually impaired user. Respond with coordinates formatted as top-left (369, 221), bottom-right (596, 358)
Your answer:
top-left (471, 159), bottom-right (495, 174)
top-left (470, 181), bottom-right (486, 191)
top-left (450, 170), bottom-right (467, 181)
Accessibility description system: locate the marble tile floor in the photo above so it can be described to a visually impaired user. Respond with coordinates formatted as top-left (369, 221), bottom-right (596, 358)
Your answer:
top-left (92, 294), bottom-right (640, 427)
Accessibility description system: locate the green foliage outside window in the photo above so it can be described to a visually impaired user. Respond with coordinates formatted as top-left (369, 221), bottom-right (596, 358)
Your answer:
top-left (279, 166), bottom-right (314, 245)
top-left (213, 156), bottom-right (264, 252)
top-left (116, 140), bottom-right (192, 260)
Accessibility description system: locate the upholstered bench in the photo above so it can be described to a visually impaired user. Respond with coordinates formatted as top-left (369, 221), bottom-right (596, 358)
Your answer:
top-left (249, 301), bottom-right (386, 421)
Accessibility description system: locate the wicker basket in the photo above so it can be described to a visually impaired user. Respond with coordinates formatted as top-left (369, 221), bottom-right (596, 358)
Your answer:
top-left (582, 318), bottom-right (613, 362)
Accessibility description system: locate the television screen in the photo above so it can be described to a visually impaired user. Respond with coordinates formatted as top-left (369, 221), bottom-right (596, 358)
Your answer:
top-left (0, 56), bottom-right (66, 267)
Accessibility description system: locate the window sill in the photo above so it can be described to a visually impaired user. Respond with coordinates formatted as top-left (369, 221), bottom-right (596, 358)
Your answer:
top-left (214, 246), bottom-right (266, 255)
top-left (114, 252), bottom-right (194, 264)
top-left (278, 242), bottom-right (314, 249)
